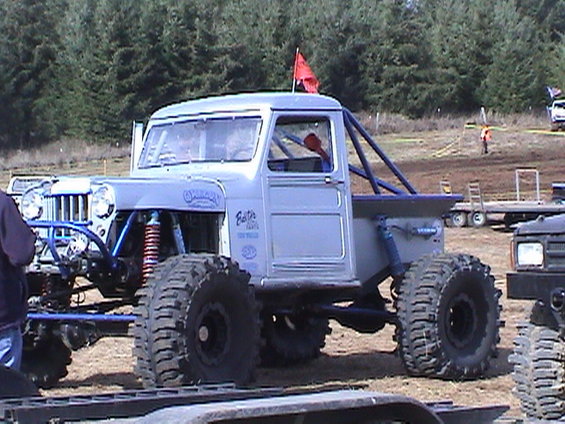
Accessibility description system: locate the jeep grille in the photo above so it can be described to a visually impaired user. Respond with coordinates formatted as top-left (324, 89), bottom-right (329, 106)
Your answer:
top-left (45, 194), bottom-right (89, 224)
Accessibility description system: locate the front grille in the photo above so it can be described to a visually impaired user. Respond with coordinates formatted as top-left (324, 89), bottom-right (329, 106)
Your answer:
top-left (44, 194), bottom-right (89, 237)
top-left (546, 235), bottom-right (565, 271)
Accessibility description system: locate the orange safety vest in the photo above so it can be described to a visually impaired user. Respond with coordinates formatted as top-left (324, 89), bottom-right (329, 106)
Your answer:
top-left (480, 127), bottom-right (491, 141)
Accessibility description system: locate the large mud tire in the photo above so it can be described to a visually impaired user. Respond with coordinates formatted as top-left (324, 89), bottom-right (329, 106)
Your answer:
top-left (395, 253), bottom-right (501, 380)
top-left (260, 313), bottom-right (330, 366)
top-left (133, 254), bottom-right (260, 388)
top-left (21, 337), bottom-right (71, 389)
top-left (0, 365), bottom-right (40, 399)
top-left (509, 322), bottom-right (565, 421)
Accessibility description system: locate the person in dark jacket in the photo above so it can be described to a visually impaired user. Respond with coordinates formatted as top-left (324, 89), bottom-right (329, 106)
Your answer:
top-left (0, 190), bottom-right (35, 370)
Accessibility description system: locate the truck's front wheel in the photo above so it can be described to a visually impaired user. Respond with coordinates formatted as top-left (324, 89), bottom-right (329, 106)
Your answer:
top-left (395, 253), bottom-right (501, 380)
top-left (509, 321), bottom-right (564, 421)
top-left (133, 254), bottom-right (260, 387)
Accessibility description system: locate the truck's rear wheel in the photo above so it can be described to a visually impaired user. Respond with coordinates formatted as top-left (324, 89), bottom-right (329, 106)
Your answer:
top-left (133, 254), bottom-right (260, 387)
top-left (260, 312), bottom-right (330, 366)
top-left (21, 336), bottom-right (71, 389)
top-left (509, 321), bottom-right (564, 421)
top-left (395, 253), bottom-right (500, 380)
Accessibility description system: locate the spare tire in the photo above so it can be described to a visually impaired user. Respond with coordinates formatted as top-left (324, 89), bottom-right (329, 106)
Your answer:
top-left (395, 253), bottom-right (501, 379)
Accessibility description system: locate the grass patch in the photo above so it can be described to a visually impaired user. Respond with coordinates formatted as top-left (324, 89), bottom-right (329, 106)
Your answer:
top-left (388, 138), bottom-right (425, 143)
top-left (1, 139), bottom-right (130, 172)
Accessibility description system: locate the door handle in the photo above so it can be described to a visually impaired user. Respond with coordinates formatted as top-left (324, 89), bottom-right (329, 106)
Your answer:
top-left (324, 176), bottom-right (344, 185)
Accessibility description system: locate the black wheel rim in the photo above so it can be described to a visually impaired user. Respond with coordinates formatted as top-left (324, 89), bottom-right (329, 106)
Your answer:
top-left (194, 302), bottom-right (231, 366)
top-left (445, 293), bottom-right (477, 349)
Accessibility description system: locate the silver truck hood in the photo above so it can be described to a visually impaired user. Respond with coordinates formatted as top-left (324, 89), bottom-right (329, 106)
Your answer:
top-left (51, 176), bottom-right (226, 212)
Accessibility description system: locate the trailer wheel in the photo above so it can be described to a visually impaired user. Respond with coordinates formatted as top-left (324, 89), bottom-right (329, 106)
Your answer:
top-left (469, 211), bottom-right (487, 227)
top-left (133, 254), bottom-right (260, 387)
top-left (21, 337), bottom-right (71, 389)
top-left (0, 365), bottom-right (40, 399)
top-left (509, 321), bottom-right (564, 421)
top-left (450, 212), bottom-right (467, 228)
top-left (395, 253), bottom-right (500, 380)
top-left (260, 313), bottom-right (330, 366)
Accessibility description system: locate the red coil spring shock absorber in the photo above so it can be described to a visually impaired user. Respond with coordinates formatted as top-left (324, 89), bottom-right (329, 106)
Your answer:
top-left (142, 212), bottom-right (160, 284)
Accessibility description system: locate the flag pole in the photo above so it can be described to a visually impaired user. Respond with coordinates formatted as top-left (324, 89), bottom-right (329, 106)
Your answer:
top-left (291, 47), bottom-right (299, 93)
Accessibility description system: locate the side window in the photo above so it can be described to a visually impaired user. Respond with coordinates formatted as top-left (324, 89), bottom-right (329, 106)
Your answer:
top-left (268, 117), bottom-right (333, 173)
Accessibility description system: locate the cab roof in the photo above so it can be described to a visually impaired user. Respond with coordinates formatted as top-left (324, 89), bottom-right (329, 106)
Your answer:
top-left (150, 92), bottom-right (343, 120)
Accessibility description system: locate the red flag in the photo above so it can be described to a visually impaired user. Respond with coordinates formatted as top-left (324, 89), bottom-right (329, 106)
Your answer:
top-left (293, 52), bottom-right (319, 94)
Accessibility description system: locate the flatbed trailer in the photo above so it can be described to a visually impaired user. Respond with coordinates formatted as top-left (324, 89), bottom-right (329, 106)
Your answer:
top-left (0, 385), bottom-right (511, 424)
top-left (446, 170), bottom-right (565, 228)
top-left (449, 199), bottom-right (565, 228)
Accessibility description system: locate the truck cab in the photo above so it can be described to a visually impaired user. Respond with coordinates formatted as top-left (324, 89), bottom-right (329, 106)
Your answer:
top-left (131, 93), bottom-right (357, 287)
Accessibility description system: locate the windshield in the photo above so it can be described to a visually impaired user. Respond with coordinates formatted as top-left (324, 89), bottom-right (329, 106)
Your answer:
top-left (138, 117), bottom-right (262, 168)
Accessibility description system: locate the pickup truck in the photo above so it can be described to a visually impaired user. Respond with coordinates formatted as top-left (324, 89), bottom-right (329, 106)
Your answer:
top-left (550, 99), bottom-right (565, 131)
top-left (17, 93), bottom-right (501, 389)
top-left (507, 213), bottom-right (565, 421)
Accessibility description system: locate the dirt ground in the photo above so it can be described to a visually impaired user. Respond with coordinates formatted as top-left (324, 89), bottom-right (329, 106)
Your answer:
top-left (30, 125), bottom-right (565, 418)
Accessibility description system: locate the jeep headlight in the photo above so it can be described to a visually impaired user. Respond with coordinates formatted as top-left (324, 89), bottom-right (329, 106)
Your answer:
top-left (91, 185), bottom-right (115, 218)
top-left (516, 242), bottom-right (544, 267)
top-left (21, 189), bottom-right (43, 220)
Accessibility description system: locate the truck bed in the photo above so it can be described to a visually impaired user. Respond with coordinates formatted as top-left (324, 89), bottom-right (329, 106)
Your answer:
top-left (353, 194), bottom-right (461, 219)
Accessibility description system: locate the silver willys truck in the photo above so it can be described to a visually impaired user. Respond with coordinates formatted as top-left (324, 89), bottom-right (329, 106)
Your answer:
top-left (17, 93), bottom-right (501, 388)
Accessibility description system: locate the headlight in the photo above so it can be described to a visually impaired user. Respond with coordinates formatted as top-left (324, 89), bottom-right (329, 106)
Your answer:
top-left (516, 242), bottom-right (544, 267)
top-left (91, 185), bottom-right (115, 218)
top-left (21, 189), bottom-right (43, 220)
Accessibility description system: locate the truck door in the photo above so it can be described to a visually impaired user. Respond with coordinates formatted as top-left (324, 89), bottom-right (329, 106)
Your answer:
top-left (263, 113), bottom-right (355, 283)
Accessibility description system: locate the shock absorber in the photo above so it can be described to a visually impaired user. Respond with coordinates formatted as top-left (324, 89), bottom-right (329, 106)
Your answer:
top-left (142, 211), bottom-right (160, 284)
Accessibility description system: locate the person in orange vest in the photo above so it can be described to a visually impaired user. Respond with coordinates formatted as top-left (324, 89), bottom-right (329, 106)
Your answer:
top-left (480, 125), bottom-right (492, 154)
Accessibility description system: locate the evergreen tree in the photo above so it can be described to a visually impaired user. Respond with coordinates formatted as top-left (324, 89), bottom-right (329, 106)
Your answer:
top-left (516, 0), bottom-right (565, 40)
top-left (0, 0), bottom-right (64, 148)
top-left (0, 0), bottom-right (563, 149)
top-left (216, 0), bottom-right (293, 92)
top-left (478, 1), bottom-right (547, 112)
top-left (286, 0), bottom-right (368, 109)
top-left (360, 0), bottom-right (440, 117)
top-left (61, 0), bottom-right (145, 142)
